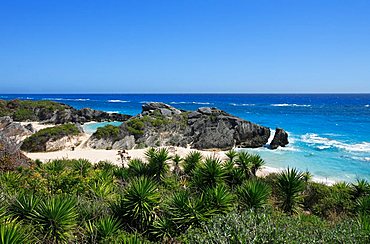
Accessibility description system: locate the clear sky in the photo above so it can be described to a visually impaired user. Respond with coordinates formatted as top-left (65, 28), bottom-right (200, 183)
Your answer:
top-left (1, 0), bottom-right (370, 93)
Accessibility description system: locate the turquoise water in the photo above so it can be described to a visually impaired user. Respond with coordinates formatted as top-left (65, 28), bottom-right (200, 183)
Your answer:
top-left (82, 121), bottom-right (123, 134)
top-left (1, 94), bottom-right (369, 182)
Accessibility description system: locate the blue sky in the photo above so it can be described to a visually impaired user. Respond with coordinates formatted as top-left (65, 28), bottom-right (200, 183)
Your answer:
top-left (1, 0), bottom-right (370, 93)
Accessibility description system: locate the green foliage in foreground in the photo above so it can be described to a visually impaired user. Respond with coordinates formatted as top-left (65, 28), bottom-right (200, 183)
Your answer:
top-left (182, 210), bottom-right (370, 243)
top-left (0, 149), bottom-right (369, 243)
top-left (21, 124), bottom-right (81, 152)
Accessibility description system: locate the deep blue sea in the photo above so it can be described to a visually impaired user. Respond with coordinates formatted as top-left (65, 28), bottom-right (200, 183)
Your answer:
top-left (1, 94), bottom-right (370, 183)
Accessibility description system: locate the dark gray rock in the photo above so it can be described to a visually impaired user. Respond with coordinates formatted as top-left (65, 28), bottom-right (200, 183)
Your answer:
top-left (24, 123), bottom-right (35, 133)
top-left (270, 128), bottom-right (289, 149)
top-left (88, 103), bottom-right (275, 150)
top-left (142, 102), bottom-right (181, 116)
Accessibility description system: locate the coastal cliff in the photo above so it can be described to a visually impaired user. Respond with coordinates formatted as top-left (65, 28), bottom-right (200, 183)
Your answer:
top-left (0, 99), bottom-right (131, 124)
top-left (87, 102), bottom-right (273, 150)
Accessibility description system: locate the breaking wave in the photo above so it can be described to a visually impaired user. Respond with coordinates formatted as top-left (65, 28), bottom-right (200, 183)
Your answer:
top-left (229, 103), bottom-right (255, 106)
top-left (108, 100), bottom-right (130, 103)
top-left (301, 133), bottom-right (370, 153)
top-left (271, 103), bottom-right (311, 107)
top-left (43, 98), bottom-right (91, 102)
top-left (170, 101), bottom-right (213, 105)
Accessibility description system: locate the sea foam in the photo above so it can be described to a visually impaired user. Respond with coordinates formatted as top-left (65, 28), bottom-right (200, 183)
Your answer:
top-left (229, 103), bottom-right (255, 106)
top-left (170, 101), bottom-right (213, 105)
top-left (43, 98), bottom-right (90, 101)
top-left (301, 133), bottom-right (370, 153)
top-left (108, 100), bottom-right (130, 103)
top-left (271, 103), bottom-right (311, 107)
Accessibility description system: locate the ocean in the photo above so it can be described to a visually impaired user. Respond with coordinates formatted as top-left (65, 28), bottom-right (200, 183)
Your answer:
top-left (1, 94), bottom-right (369, 183)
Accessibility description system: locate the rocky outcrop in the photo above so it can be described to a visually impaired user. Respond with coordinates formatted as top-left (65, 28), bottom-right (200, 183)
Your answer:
top-left (270, 128), bottom-right (289, 149)
top-left (45, 135), bottom-right (84, 151)
top-left (88, 102), bottom-right (272, 150)
top-left (0, 99), bottom-right (131, 124)
top-left (0, 134), bottom-right (31, 171)
top-left (0, 116), bottom-right (33, 145)
top-left (20, 124), bottom-right (83, 152)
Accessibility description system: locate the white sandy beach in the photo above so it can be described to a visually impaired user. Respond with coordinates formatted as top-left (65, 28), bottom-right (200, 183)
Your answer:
top-left (26, 145), bottom-right (281, 178)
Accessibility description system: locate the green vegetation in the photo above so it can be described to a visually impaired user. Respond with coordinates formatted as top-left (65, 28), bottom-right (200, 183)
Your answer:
top-left (125, 114), bottom-right (173, 136)
top-left (21, 124), bottom-right (81, 152)
top-left (93, 124), bottom-right (121, 141)
top-left (0, 99), bottom-right (68, 121)
top-left (0, 150), bottom-right (369, 243)
top-left (126, 117), bottom-right (145, 135)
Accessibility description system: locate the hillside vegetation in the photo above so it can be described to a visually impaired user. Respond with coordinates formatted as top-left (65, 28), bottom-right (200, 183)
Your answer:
top-left (0, 99), bottom-right (68, 121)
top-left (21, 124), bottom-right (81, 152)
top-left (0, 149), bottom-right (369, 243)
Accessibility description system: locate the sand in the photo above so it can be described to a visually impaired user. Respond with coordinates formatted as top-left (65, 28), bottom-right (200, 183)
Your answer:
top-left (26, 145), bottom-right (281, 178)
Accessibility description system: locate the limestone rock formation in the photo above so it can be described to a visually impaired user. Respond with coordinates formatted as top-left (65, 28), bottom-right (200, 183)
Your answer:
top-left (0, 116), bottom-right (33, 144)
top-left (88, 103), bottom-right (273, 150)
top-left (0, 134), bottom-right (31, 171)
top-left (270, 128), bottom-right (289, 149)
top-left (0, 99), bottom-right (131, 124)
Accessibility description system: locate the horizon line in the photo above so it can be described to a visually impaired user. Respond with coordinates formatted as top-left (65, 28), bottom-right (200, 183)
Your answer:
top-left (1, 92), bottom-right (370, 95)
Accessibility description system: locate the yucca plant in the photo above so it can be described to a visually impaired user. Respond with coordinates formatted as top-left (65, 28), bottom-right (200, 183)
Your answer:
top-left (192, 157), bottom-right (226, 190)
top-left (146, 148), bottom-right (171, 182)
top-left (172, 154), bottom-right (182, 176)
top-left (72, 159), bottom-right (92, 177)
top-left (89, 181), bottom-right (116, 201)
top-left (0, 221), bottom-right (30, 244)
top-left (351, 179), bottom-right (370, 199)
top-left (249, 154), bottom-right (265, 177)
top-left (167, 191), bottom-right (212, 231)
top-left (96, 216), bottom-right (122, 241)
top-left (356, 195), bottom-right (370, 231)
top-left (44, 159), bottom-right (66, 174)
top-left (356, 195), bottom-right (370, 214)
top-left (151, 216), bottom-right (175, 242)
top-left (276, 168), bottom-right (305, 214)
top-left (30, 195), bottom-right (78, 243)
top-left (127, 159), bottom-right (149, 178)
top-left (112, 176), bottom-right (160, 231)
top-left (237, 180), bottom-right (271, 210)
top-left (94, 161), bottom-right (118, 174)
top-left (205, 184), bottom-right (234, 214)
top-left (0, 204), bottom-right (11, 223)
top-left (183, 151), bottom-right (202, 176)
top-left (225, 150), bottom-right (238, 163)
top-left (224, 159), bottom-right (245, 189)
top-left (235, 151), bottom-right (252, 178)
top-left (8, 192), bottom-right (40, 220)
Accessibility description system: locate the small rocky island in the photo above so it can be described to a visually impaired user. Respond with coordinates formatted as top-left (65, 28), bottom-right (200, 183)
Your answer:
top-left (88, 102), bottom-right (289, 150)
top-left (0, 100), bottom-right (288, 152)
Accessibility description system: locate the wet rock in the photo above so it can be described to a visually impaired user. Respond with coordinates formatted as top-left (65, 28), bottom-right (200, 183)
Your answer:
top-left (270, 128), bottom-right (289, 149)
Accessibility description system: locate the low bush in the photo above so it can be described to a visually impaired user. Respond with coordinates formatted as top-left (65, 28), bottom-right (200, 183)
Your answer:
top-left (21, 124), bottom-right (81, 152)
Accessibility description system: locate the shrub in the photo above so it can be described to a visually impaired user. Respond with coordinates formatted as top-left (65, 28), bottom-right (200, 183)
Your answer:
top-left (93, 125), bottom-right (121, 141)
top-left (21, 124), bottom-right (81, 152)
top-left (182, 210), bottom-right (370, 243)
top-left (112, 177), bottom-right (160, 231)
top-left (126, 118), bottom-right (145, 135)
top-left (237, 180), bottom-right (271, 210)
top-left (276, 168), bottom-right (305, 214)
top-left (30, 195), bottom-right (78, 243)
